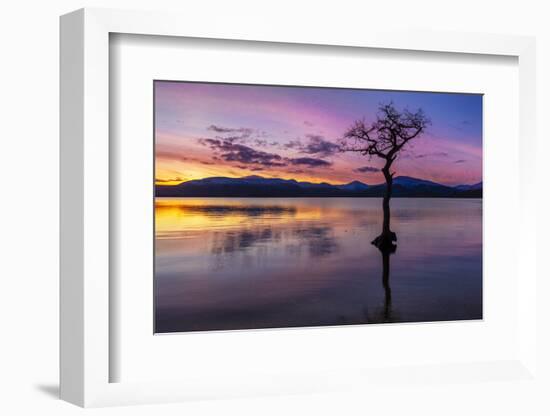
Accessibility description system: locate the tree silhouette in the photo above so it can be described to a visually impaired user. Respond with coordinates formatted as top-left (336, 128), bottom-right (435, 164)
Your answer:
top-left (340, 103), bottom-right (430, 250)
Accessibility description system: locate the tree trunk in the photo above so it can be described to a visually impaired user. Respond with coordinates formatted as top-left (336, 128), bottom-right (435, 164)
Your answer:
top-left (372, 162), bottom-right (397, 250)
top-left (382, 166), bottom-right (392, 235)
top-left (381, 247), bottom-right (392, 320)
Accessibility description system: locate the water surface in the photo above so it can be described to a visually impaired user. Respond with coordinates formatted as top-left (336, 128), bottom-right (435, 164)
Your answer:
top-left (155, 198), bottom-right (482, 333)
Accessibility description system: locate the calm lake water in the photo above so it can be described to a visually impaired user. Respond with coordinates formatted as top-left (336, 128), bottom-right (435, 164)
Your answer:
top-left (155, 198), bottom-right (482, 333)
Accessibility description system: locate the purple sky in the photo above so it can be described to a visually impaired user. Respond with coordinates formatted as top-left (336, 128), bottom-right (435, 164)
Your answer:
top-left (155, 81), bottom-right (482, 186)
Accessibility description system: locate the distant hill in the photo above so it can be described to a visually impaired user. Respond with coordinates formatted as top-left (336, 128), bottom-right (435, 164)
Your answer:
top-left (454, 182), bottom-right (482, 191)
top-left (156, 175), bottom-right (482, 198)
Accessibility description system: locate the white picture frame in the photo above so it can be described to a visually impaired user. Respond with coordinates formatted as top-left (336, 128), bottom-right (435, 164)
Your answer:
top-left (60, 7), bottom-right (538, 407)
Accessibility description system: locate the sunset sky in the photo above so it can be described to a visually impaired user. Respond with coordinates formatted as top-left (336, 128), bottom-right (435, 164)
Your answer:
top-left (155, 81), bottom-right (482, 186)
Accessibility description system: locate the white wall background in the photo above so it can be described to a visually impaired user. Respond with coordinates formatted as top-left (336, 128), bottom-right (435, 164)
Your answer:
top-left (1, 1), bottom-right (548, 415)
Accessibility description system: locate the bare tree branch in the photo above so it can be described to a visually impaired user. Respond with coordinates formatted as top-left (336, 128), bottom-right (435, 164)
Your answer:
top-left (339, 102), bottom-right (430, 165)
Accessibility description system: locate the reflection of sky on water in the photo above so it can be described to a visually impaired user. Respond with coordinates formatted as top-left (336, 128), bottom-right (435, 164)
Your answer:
top-left (155, 198), bottom-right (482, 333)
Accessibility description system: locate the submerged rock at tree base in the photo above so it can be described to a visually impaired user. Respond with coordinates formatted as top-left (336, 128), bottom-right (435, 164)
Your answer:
top-left (371, 232), bottom-right (397, 253)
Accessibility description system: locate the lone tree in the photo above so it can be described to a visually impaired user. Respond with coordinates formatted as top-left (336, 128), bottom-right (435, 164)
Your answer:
top-left (340, 103), bottom-right (430, 250)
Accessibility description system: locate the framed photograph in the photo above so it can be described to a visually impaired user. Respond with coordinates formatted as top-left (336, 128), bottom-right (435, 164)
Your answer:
top-left (153, 81), bottom-right (483, 333)
top-left (60, 8), bottom-right (538, 407)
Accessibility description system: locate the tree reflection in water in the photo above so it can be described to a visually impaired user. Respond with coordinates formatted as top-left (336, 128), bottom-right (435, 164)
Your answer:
top-left (379, 243), bottom-right (396, 322)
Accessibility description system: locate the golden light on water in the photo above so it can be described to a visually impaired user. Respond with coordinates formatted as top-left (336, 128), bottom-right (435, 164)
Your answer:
top-left (155, 198), bottom-right (334, 236)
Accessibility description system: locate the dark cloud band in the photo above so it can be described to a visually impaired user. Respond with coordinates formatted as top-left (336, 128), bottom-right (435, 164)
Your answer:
top-left (354, 166), bottom-right (379, 173)
top-left (199, 138), bottom-right (332, 169)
